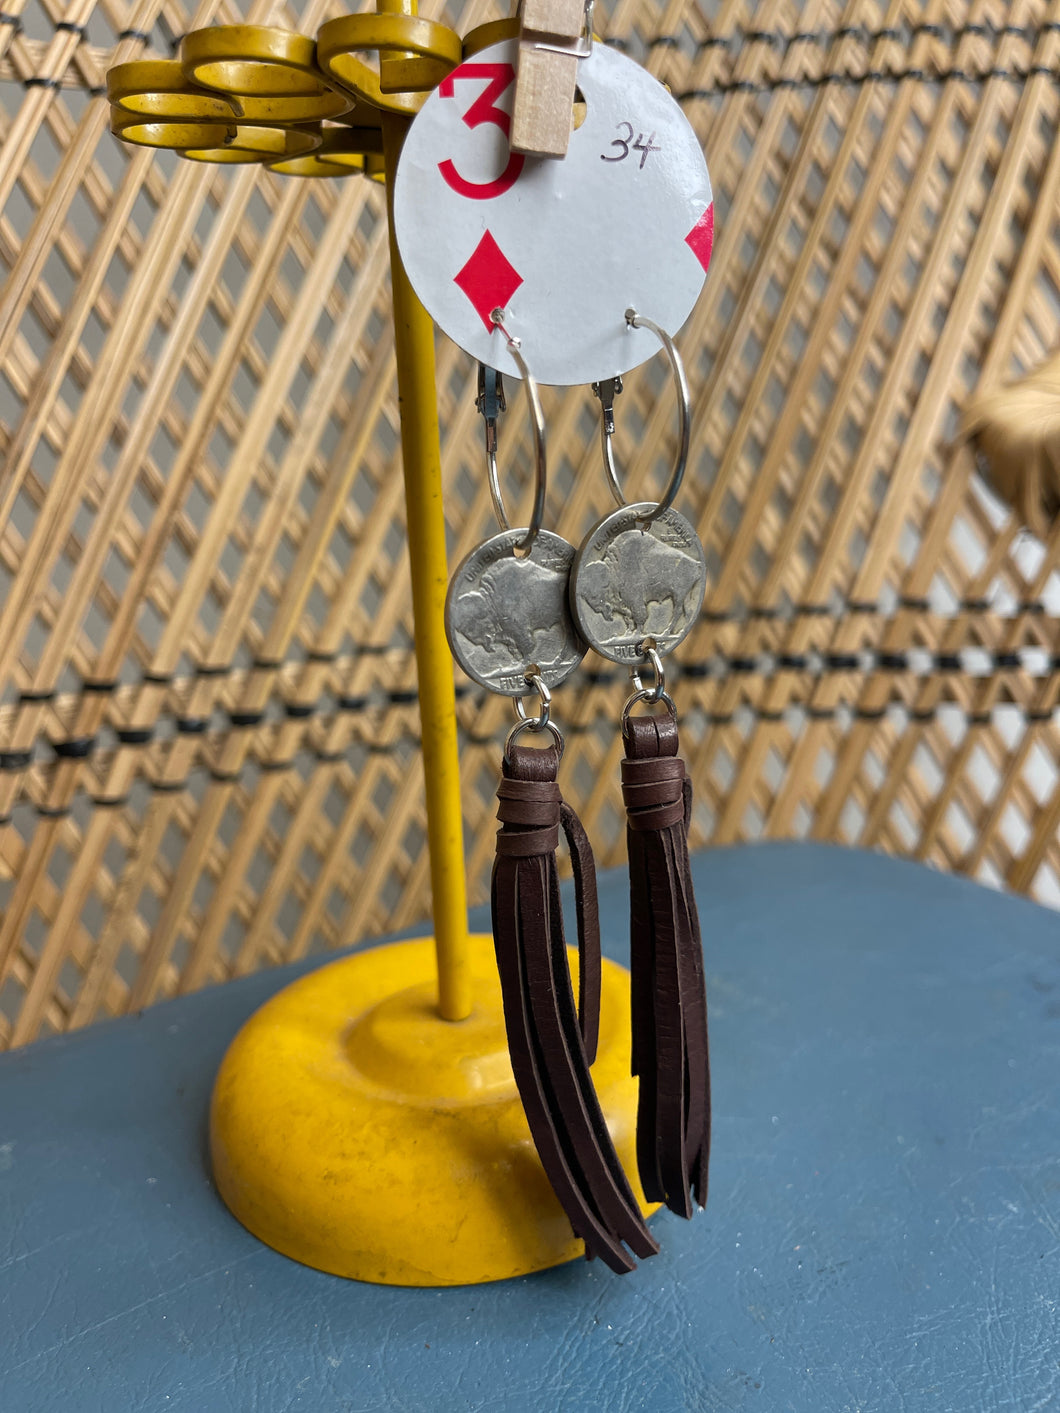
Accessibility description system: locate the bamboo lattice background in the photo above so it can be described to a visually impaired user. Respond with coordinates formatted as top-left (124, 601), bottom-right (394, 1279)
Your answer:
top-left (2, 0), bottom-right (1060, 1049)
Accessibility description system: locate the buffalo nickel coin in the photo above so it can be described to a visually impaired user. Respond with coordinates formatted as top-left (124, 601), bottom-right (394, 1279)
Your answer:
top-left (570, 502), bottom-right (706, 663)
top-left (445, 528), bottom-right (587, 695)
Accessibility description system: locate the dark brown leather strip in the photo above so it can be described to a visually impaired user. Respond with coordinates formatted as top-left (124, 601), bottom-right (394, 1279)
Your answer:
top-left (560, 800), bottom-right (601, 1065)
top-left (679, 774), bottom-right (711, 1208)
top-left (622, 713), bottom-right (712, 1219)
top-left (491, 742), bottom-right (657, 1271)
top-left (492, 859), bottom-right (636, 1273)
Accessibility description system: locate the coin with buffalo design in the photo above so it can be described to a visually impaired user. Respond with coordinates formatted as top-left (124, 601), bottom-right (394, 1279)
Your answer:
top-left (445, 528), bottom-right (587, 694)
top-left (570, 502), bottom-right (706, 663)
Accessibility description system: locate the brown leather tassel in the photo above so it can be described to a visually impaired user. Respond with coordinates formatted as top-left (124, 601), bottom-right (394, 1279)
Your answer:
top-left (622, 713), bottom-right (710, 1218)
top-left (492, 742), bottom-right (658, 1273)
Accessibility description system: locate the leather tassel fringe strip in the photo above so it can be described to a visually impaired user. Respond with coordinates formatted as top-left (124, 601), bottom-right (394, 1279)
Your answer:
top-left (622, 713), bottom-right (711, 1218)
top-left (492, 742), bottom-right (658, 1274)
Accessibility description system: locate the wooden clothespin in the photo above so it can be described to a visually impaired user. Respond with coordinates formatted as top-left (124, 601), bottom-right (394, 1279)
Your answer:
top-left (510, 0), bottom-right (590, 159)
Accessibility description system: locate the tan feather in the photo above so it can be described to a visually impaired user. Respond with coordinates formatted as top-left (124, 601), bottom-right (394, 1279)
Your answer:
top-left (961, 352), bottom-right (1060, 538)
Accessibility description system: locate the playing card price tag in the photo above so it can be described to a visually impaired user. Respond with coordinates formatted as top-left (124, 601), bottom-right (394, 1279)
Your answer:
top-left (393, 41), bottom-right (713, 388)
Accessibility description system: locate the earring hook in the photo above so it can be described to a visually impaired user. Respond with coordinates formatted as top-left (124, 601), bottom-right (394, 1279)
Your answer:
top-left (591, 375), bottom-right (625, 507)
top-left (476, 363), bottom-right (509, 531)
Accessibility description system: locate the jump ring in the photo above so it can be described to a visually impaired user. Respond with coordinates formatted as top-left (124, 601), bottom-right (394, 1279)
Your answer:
top-left (621, 687), bottom-right (677, 727)
top-left (507, 670), bottom-right (561, 760)
top-left (512, 671), bottom-right (552, 731)
top-left (505, 717), bottom-right (564, 760)
top-left (629, 641), bottom-right (666, 702)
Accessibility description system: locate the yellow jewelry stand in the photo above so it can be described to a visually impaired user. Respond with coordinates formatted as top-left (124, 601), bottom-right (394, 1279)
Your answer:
top-left (108, 1), bottom-right (647, 1286)
top-left (210, 934), bottom-right (646, 1285)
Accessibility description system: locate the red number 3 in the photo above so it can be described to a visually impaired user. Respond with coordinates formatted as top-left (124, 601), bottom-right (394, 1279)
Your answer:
top-left (437, 63), bottom-right (525, 200)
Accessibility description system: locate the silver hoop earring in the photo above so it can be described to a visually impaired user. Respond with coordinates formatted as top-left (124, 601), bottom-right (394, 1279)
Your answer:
top-left (571, 312), bottom-right (704, 668)
top-left (485, 309), bottom-right (548, 555)
top-left (574, 312), bottom-right (711, 1225)
top-left (445, 328), bottom-right (584, 700)
top-left (591, 308), bottom-right (692, 525)
top-left (449, 325), bottom-right (658, 1274)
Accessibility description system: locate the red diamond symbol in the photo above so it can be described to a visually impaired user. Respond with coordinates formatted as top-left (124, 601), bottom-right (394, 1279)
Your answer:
top-left (454, 230), bottom-right (524, 333)
top-left (685, 203), bottom-right (714, 273)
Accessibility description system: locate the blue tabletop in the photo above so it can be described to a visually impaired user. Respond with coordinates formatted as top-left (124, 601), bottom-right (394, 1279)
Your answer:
top-left (1, 842), bottom-right (1058, 1412)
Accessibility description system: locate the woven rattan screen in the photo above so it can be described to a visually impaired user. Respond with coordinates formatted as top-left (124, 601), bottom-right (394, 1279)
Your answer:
top-left (2, 0), bottom-right (1059, 1049)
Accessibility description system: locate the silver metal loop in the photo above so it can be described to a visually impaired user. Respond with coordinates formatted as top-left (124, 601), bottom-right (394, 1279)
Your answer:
top-left (621, 686), bottom-right (677, 728)
top-left (512, 670), bottom-right (552, 732)
top-left (487, 450), bottom-right (509, 532)
top-left (629, 641), bottom-right (666, 701)
top-left (505, 716), bottom-right (565, 759)
top-left (610, 307), bottom-right (690, 524)
top-left (506, 674), bottom-right (563, 758)
top-left (491, 310), bottom-right (547, 554)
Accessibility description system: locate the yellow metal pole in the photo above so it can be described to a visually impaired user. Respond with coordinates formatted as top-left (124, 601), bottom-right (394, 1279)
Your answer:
top-left (380, 73), bottom-right (472, 1022)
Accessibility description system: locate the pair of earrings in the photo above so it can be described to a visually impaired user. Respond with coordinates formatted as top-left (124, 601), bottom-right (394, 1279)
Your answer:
top-left (445, 312), bottom-right (710, 1273)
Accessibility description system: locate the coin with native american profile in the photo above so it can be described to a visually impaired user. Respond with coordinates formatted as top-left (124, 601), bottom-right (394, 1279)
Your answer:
top-left (445, 528), bottom-right (587, 694)
top-left (570, 502), bottom-right (706, 664)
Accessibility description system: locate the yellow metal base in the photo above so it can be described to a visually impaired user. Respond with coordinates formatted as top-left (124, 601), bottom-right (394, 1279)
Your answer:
top-left (210, 932), bottom-right (651, 1286)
